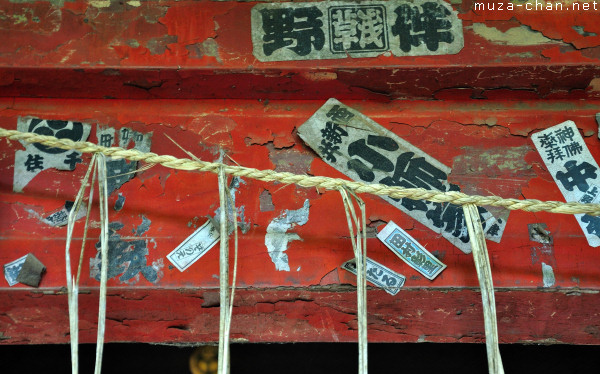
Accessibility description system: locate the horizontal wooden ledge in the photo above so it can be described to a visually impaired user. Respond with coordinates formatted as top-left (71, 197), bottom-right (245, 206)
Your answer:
top-left (1, 64), bottom-right (599, 100)
top-left (2, 288), bottom-right (599, 345)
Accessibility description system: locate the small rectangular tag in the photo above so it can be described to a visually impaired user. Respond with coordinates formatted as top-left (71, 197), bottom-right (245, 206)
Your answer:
top-left (167, 220), bottom-right (220, 272)
top-left (342, 257), bottom-right (406, 295)
top-left (377, 221), bottom-right (446, 280)
top-left (531, 121), bottom-right (600, 247)
top-left (4, 254), bottom-right (28, 286)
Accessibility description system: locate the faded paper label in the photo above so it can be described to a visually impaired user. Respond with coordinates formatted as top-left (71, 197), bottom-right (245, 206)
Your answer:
top-left (4, 255), bottom-right (27, 287)
top-left (96, 126), bottom-right (153, 194)
top-left (167, 220), bottom-right (220, 272)
top-left (342, 257), bottom-right (406, 295)
top-left (378, 221), bottom-right (446, 280)
top-left (251, 0), bottom-right (463, 62)
top-left (297, 98), bottom-right (506, 253)
top-left (14, 117), bottom-right (91, 192)
top-left (531, 121), bottom-right (600, 247)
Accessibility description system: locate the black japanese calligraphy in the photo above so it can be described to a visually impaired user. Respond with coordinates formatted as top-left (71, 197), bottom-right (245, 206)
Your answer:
top-left (326, 104), bottom-right (355, 124)
top-left (99, 133), bottom-right (114, 147)
top-left (581, 186), bottom-right (599, 204)
top-left (25, 154), bottom-right (44, 171)
top-left (319, 121), bottom-right (349, 162)
top-left (556, 160), bottom-right (598, 193)
top-left (380, 151), bottom-right (448, 191)
top-left (63, 151), bottom-right (82, 170)
top-left (320, 122), bottom-right (349, 144)
top-left (260, 7), bottom-right (325, 56)
top-left (347, 136), bottom-right (398, 181)
top-left (392, 2), bottom-right (454, 52)
top-left (538, 125), bottom-right (584, 163)
top-left (581, 215), bottom-right (600, 238)
top-left (329, 6), bottom-right (387, 53)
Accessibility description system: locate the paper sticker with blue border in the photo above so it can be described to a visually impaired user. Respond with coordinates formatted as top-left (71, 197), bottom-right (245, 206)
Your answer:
top-left (251, 0), bottom-right (464, 62)
top-left (167, 220), bottom-right (220, 272)
top-left (297, 98), bottom-right (507, 254)
top-left (377, 221), bottom-right (446, 280)
top-left (342, 257), bottom-right (406, 295)
top-left (532, 121), bottom-right (600, 247)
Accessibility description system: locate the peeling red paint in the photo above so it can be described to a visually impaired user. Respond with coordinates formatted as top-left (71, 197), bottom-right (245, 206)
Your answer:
top-left (1, 288), bottom-right (599, 345)
top-left (0, 0), bottom-right (598, 99)
top-left (2, 0), bottom-right (600, 346)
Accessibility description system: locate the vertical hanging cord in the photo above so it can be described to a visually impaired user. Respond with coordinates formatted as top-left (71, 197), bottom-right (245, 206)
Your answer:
top-left (65, 153), bottom-right (97, 374)
top-left (218, 166), bottom-right (231, 374)
top-left (224, 184), bottom-right (239, 374)
top-left (339, 187), bottom-right (368, 374)
top-left (76, 163), bottom-right (97, 285)
top-left (463, 204), bottom-right (505, 374)
top-left (94, 153), bottom-right (110, 374)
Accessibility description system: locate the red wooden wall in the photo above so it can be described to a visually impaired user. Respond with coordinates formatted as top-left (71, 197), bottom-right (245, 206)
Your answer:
top-left (1, 0), bottom-right (599, 345)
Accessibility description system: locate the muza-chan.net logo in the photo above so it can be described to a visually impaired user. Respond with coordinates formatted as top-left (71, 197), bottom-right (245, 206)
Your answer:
top-left (474, 1), bottom-right (599, 11)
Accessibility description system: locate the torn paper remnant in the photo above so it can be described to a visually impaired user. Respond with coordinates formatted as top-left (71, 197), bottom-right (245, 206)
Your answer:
top-left (13, 117), bottom-right (91, 192)
top-left (265, 199), bottom-right (310, 271)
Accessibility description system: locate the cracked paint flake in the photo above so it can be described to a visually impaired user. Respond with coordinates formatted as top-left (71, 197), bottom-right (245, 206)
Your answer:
top-left (265, 199), bottom-right (310, 271)
top-left (134, 215), bottom-right (151, 236)
top-left (471, 23), bottom-right (557, 46)
top-left (259, 189), bottom-right (275, 212)
top-left (542, 262), bottom-right (556, 288)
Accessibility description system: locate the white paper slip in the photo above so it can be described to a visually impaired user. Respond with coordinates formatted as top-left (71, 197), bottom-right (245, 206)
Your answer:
top-left (167, 220), bottom-right (220, 272)
top-left (377, 221), bottom-right (446, 280)
top-left (4, 255), bottom-right (28, 286)
top-left (342, 257), bottom-right (406, 295)
top-left (531, 121), bottom-right (600, 247)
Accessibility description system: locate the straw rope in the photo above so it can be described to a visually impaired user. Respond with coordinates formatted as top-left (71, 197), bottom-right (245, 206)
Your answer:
top-left (1, 127), bottom-right (599, 216)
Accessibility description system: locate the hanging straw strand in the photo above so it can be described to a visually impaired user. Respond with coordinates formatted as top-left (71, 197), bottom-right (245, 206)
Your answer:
top-left (65, 153), bottom-right (97, 374)
top-left (339, 188), bottom-right (368, 374)
top-left (218, 166), bottom-right (231, 374)
top-left (463, 204), bottom-right (505, 374)
top-left (94, 153), bottom-right (110, 374)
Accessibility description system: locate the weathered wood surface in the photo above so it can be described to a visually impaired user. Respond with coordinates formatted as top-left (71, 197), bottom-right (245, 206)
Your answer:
top-left (1, 98), bottom-right (599, 344)
top-left (2, 288), bottom-right (599, 345)
top-left (0, 0), bottom-right (598, 100)
top-left (1, 0), bottom-right (600, 346)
